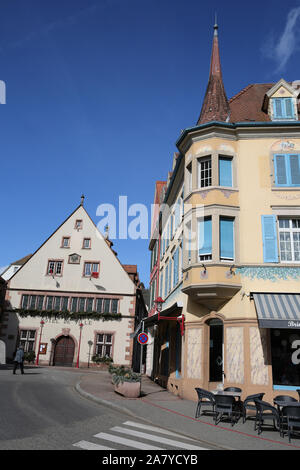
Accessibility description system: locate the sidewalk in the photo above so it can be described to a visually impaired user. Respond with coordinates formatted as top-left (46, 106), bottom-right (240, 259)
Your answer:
top-left (74, 369), bottom-right (300, 451)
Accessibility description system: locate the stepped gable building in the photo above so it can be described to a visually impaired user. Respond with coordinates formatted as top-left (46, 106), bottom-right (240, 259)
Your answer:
top-left (1, 198), bottom-right (145, 368)
top-left (147, 22), bottom-right (300, 401)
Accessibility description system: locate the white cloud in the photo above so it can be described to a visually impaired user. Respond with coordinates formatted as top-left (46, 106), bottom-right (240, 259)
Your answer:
top-left (262, 7), bottom-right (300, 72)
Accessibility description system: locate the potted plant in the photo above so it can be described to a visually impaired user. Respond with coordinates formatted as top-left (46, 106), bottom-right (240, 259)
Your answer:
top-left (108, 364), bottom-right (141, 398)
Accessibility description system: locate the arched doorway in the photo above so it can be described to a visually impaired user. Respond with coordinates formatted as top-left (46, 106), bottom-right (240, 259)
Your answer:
top-left (208, 319), bottom-right (224, 383)
top-left (53, 336), bottom-right (75, 366)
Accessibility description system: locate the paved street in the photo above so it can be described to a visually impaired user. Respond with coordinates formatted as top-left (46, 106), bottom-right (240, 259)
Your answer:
top-left (1, 365), bottom-right (300, 452)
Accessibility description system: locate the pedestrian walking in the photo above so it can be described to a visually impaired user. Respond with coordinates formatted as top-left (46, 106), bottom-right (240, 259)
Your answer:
top-left (13, 345), bottom-right (25, 374)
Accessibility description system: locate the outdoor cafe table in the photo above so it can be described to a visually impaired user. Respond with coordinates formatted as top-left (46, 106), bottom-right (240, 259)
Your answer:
top-left (274, 400), bottom-right (300, 412)
top-left (212, 390), bottom-right (242, 398)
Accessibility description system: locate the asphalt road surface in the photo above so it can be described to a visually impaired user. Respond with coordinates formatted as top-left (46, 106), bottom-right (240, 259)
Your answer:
top-left (0, 365), bottom-right (208, 452)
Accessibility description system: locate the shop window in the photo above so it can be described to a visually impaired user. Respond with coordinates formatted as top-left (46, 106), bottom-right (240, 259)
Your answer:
top-left (270, 329), bottom-right (300, 387)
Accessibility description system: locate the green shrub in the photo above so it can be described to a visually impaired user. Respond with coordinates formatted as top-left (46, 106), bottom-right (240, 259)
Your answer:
top-left (91, 355), bottom-right (113, 365)
top-left (108, 364), bottom-right (141, 385)
top-left (24, 351), bottom-right (36, 363)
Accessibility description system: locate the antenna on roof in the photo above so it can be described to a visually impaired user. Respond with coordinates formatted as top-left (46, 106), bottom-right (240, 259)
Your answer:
top-left (214, 12), bottom-right (218, 35)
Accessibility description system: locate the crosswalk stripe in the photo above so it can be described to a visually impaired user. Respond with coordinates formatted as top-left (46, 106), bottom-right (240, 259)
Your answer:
top-left (110, 426), bottom-right (207, 450)
top-left (123, 421), bottom-right (198, 441)
top-left (73, 440), bottom-right (115, 451)
top-left (94, 432), bottom-right (164, 450)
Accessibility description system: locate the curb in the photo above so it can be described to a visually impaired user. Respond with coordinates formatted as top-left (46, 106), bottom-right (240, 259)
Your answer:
top-left (75, 381), bottom-right (140, 419)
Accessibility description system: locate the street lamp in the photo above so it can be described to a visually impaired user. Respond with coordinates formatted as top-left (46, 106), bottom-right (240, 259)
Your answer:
top-left (87, 340), bottom-right (93, 368)
top-left (154, 297), bottom-right (164, 317)
top-left (76, 323), bottom-right (84, 368)
top-left (35, 319), bottom-right (45, 366)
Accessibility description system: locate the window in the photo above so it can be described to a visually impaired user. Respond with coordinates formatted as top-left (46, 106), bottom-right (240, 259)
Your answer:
top-left (272, 98), bottom-right (296, 120)
top-left (19, 330), bottom-right (36, 352)
top-left (111, 299), bottom-right (118, 313)
top-left (278, 218), bottom-right (300, 262)
top-left (220, 217), bottom-right (235, 261)
top-left (198, 217), bottom-right (212, 261)
top-left (95, 333), bottom-right (113, 358)
top-left (84, 262), bottom-right (100, 277)
top-left (83, 238), bottom-right (91, 249)
top-left (46, 296), bottom-right (54, 310)
top-left (78, 297), bottom-right (86, 312)
top-left (103, 298), bottom-right (110, 312)
top-left (70, 297), bottom-right (78, 312)
top-left (274, 154), bottom-right (300, 187)
top-left (164, 262), bottom-right (169, 298)
top-left (86, 298), bottom-right (93, 313)
top-left (62, 237), bottom-right (70, 248)
top-left (270, 329), bottom-right (300, 387)
top-left (96, 298), bottom-right (103, 313)
top-left (198, 157), bottom-right (212, 188)
top-left (47, 260), bottom-right (63, 276)
top-left (186, 163), bottom-right (192, 193)
top-left (75, 219), bottom-right (83, 230)
top-left (173, 247), bottom-right (179, 287)
top-left (219, 157), bottom-right (233, 187)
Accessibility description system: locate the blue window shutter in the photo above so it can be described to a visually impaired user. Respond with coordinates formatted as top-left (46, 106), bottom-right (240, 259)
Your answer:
top-left (261, 215), bottom-right (278, 262)
top-left (159, 271), bottom-right (163, 298)
top-left (164, 264), bottom-right (168, 298)
top-left (284, 98), bottom-right (294, 118)
top-left (274, 154), bottom-right (288, 186)
top-left (219, 157), bottom-right (233, 187)
top-left (273, 99), bottom-right (282, 118)
top-left (289, 154), bottom-right (300, 185)
top-left (198, 217), bottom-right (212, 256)
top-left (220, 218), bottom-right (234, 260)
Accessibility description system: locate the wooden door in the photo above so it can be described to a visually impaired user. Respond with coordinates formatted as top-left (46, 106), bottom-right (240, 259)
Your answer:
top-left (54, 336), bottom-right (75, 366)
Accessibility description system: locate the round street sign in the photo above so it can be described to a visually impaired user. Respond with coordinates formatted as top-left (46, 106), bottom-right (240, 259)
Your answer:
top-left (137, 332), bottom-right (149, 345)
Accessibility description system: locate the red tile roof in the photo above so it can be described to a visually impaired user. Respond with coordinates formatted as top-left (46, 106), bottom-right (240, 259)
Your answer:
top-left (228, 83), bottom-right (274, 122)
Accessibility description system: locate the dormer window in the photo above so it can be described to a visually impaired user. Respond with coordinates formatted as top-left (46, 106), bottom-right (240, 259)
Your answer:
top-left (272, 98), bottom-right (296, 120)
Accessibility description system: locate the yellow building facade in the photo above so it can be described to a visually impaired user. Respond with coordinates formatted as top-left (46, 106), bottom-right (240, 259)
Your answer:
top-left (147, 24), bottom-right (300, 403)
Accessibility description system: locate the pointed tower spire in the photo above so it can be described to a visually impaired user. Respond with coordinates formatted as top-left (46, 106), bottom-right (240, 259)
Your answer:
top-left (197, 21), bottom-right (230, 125)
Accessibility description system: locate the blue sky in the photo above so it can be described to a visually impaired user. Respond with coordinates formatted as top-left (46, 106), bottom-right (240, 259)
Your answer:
top-left (1, 0), bottom-right (300, 286)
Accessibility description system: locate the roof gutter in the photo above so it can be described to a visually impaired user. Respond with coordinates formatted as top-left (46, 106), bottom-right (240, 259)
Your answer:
top-left (176, 120), bottom-right (300, 148)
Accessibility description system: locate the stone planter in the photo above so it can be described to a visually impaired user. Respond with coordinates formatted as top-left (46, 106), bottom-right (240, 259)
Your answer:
top-left (114, 381), bottom-right (141, 398)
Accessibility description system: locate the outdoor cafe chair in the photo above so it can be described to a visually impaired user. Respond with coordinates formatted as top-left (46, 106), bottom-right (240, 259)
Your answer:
top-left (281, 406), bottom-right (300, 442)
top-left (195, 388), bottom-right (216, 418)
top-left (214, 394), bottom-right (240, 426)
top-left (242, 393), bottom-right (265, 423)
top-left (254, 399), bottom-right (281, 436)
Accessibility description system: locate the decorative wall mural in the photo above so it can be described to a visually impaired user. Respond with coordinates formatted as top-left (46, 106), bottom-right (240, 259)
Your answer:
top-left (236, 266), bottom-right (300, 282)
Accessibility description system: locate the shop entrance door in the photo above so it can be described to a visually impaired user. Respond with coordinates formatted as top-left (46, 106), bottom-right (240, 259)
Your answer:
top-left (209, 319), bottom-right (223, 383)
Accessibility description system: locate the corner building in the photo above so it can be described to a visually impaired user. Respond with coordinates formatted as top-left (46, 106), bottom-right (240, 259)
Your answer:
top-left (147, 23), bottom-right (300, 402)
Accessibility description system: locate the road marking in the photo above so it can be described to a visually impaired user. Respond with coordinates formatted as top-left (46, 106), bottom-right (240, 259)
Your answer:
top-left (110, 426), bottom-right (207, 450)
top-left (123, 420), bottom-right (199, 441)
top-left (94, 432), bottom-right (164, 450)
top-left (73, 440), bottom-right (115, 450)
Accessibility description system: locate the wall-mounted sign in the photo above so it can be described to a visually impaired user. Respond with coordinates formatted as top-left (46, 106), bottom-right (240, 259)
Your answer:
top-left (39, 343), bottom-right (47, 355)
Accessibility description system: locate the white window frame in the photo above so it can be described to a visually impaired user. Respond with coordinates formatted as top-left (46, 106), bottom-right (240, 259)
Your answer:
top-left (278, 217), bottom-right (300, 262)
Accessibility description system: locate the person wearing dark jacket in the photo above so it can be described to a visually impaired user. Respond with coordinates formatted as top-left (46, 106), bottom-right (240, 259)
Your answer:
top-left (13, 345), bottom-right (25, 374)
